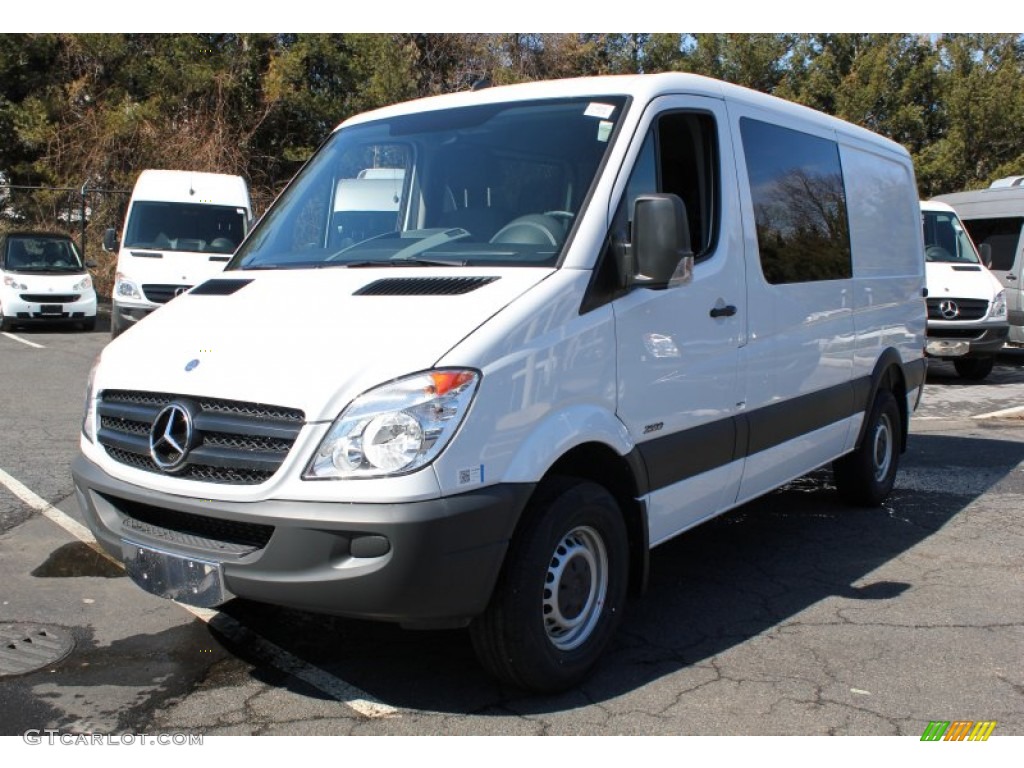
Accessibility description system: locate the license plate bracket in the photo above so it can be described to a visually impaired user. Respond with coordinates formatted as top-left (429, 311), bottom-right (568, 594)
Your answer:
top-left (121, 539), bottom-right (230, 608)
top-left (926, 339), bottom-right (971, 357)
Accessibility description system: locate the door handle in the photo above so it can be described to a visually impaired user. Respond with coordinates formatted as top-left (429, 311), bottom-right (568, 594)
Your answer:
top-left (709, 304), bottom-right (737, 318)
top-left (1007, 274), bottom-right (1017, 281)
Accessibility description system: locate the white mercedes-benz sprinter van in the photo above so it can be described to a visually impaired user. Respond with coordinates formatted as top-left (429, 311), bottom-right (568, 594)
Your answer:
top-left (933, 184), bottom-right (1024, 346)
top-left (74, 74), bottom-right (926, 691)
top-left (920, 200), bottom-right (1008, 379)
top-left (105, 170), bottom-right (253, 338)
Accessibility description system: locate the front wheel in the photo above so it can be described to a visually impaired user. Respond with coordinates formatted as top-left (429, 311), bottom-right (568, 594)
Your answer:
top-left (0, 303), bottom-right (11, 332)
top-left (470, 477), bottom-right (629, 692)
top-left (833, 388), bottom-right (901, 506)
top-left (953, 357), bottom-right (994, 380)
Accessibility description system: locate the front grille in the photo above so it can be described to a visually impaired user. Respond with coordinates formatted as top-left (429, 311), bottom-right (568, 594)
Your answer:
top-left (142, 284), bottom-right (191, 304)
top-left (103, 493), bottom-right (274, 554)
top-left (20, 293), bottom-right (79, 303)
top-left (98, 390), bottom-right (305, 486)
top-left (927, 298), bottom-right (989, 321)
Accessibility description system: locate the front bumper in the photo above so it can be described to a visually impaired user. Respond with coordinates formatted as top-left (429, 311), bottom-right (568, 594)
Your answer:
top-left (72, 454), bottom-right (532, 625)
top-left (111, 301), bottom-right (155, 327)
top-left (925, 323), bottom-right (1009, 359)
top-left (4, 292), bottom-right (97, 322)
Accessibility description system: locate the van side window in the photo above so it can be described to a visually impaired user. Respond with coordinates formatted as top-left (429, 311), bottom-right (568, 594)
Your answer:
top-left (740, 117), bottom-right (852, 284)
top-left (620, 112), bottom-right (719, 259)
top-left (961, 218), bottom-right (1024, 272)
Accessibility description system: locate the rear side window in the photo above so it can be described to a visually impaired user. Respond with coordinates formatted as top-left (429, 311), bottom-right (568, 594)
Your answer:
top-left (961, 217), bottom-right (1023, 272)
top-left (740, 118), bottom-right (852, 284)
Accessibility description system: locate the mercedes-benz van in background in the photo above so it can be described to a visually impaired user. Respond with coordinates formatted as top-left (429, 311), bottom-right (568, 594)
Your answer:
top-left (104, 170), bottom-right (252, 337)
top-left (920, 201), bottom-right (1008, 379)
top-left (934, 181), bottom-right (1024, 347)
top-left (74, 74), bottom-right (926, 691)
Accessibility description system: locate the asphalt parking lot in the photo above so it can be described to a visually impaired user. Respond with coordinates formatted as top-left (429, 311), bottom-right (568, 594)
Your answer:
top-left (1, 312), bottom-right (1022, 737)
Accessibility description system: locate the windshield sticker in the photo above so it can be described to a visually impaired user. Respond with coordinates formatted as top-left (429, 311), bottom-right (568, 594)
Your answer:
top-left (597, 121), bottom-right (613, 143)
top-left (584, 102), bottom-right (616, 119)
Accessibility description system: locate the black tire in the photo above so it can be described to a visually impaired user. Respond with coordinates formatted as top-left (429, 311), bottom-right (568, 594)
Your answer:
top-left (953, 357), bottom-right (994, 381)
top-left (0, 303), bottom-right (12, 332)
top-left (833, 388), bottom-right (901, 507)
top-left (470, 477), bottom-right (629, 692)
top-left (81, 317), bottom-right (97, 332)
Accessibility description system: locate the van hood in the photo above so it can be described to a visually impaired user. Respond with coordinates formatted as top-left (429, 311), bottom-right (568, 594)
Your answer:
top-left (97, 268), bottom-right (552, 421)
top-left (116, 248), bottom-right (230, 289)
top-left (925, 262), bottom-right (1002, 302)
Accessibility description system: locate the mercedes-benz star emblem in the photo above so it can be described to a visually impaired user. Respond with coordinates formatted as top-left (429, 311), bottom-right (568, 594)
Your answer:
top-left (149, 403), bottom-right (194, 472)
top-left (939, 299), bottom-right (960, 320)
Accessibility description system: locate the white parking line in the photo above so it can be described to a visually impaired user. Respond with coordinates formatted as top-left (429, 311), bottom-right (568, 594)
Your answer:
top-left (973, 405), bottom-right (1024, 420)
top-left (1, 332), bottom-right (45, 349)
top-left (0, 466), bottom-right (398, 719)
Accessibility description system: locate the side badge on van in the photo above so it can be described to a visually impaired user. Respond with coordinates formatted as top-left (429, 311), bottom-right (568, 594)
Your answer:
top-left (185, 359), bottom-right (200, 372)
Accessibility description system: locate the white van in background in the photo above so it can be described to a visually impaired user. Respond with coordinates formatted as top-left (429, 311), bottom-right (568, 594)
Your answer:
top-left (75, 74), bottom-right (926, 691)
top-left (104, 170), bottom-right (252, 337)
top-left (332, 168), bottom-right (404, 249)
top-left (920, 201), bottom-right (1008, 379)
top-left (933, 183), bottom-right (1024, 346)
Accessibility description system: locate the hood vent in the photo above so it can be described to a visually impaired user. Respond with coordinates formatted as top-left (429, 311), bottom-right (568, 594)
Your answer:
top-left (354, 276), bottom-right (499, 296)
top-left (191, 278), bottom-right (253, 296)
top-left (951, 265), bottom-right (982, 272)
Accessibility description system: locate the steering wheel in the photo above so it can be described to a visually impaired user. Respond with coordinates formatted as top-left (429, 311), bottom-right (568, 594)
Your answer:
top-left (925, 245), bottom-right (954, 262)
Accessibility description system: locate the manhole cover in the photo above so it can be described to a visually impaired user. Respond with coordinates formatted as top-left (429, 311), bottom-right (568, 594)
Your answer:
top-left (0, 624), bottom-right (75, 677)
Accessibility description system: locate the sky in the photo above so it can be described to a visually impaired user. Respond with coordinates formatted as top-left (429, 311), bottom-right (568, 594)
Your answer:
top-left (8, 2), bottom-right (1024, 33)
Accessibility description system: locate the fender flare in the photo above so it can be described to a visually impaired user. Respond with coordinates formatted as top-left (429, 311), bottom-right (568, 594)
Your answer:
top-left (855, 349), bottom-right (923, 453)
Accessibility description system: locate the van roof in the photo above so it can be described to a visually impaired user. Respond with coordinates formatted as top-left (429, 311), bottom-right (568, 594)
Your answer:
top-left (337, 73), bottom-right (909, 160)
top-left (131, 169), bottom-right (251, 209)
top-left (920, 200), bottom-right (956, 214)
top-left (932, 186), bottom-right (1024, 218)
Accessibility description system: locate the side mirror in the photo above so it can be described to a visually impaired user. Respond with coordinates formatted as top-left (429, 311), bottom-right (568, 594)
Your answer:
top-left (980, 243), bottom-right (993, 268)
top-left (102, 228), bottom-right (118, 253)
top-left (627, 194), bottom-right (694, 289)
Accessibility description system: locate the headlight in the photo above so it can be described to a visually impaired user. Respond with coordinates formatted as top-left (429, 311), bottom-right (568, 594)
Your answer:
top-left (114, 272), bottom-right (141, 300)
top-left (73, 276), bottom-right (93, 292)
top-left (3, 275), bottom-right (27, 290)
top-left (305, 369), bottom-right (480, 479)
top-left (991, 290), bottom-right (1007, 321)
top-left (82, 358), bottom-right (100, 443)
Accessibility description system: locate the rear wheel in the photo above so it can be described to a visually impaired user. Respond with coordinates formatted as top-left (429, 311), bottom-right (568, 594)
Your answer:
top-left (470, 477), bottom-right (629, 692)
top-left (834, 388), bottom-right (901, 506)
top-left (953, 357), bottom-right (994, 380)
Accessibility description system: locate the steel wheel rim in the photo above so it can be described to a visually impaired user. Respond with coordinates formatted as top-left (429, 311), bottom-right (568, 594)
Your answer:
top-left (872, 412), bottom-right (894, 483)
top-left (542, 525), bottom-right (608, 651)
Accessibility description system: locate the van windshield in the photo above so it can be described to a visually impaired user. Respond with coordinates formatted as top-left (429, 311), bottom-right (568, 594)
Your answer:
top-left (922, 210), bottom-right (981, 264)
top-left (124, 202), bottom-right (247, 254)
top-left (230, 96), bottom-right (627, 270)
top-left (3, 234), bottom-right (85, 273)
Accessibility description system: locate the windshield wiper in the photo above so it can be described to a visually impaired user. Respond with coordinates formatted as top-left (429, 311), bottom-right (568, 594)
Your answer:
top-left (323, 257), bottom-right (467, 268)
